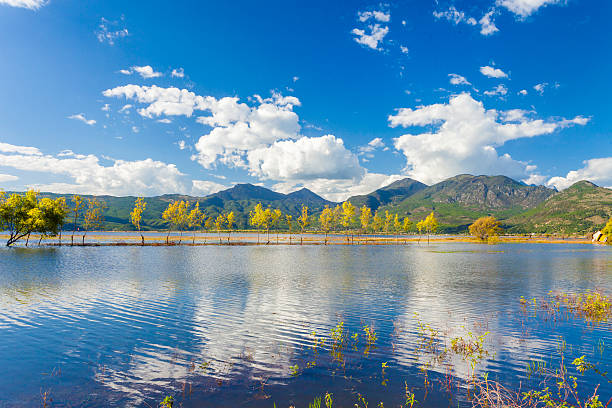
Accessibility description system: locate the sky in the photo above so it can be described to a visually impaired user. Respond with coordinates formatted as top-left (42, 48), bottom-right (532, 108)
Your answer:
top-left (0, 0), bottom-right (610, 201)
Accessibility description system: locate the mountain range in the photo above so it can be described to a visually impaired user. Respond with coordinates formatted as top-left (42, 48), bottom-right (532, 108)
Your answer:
top-left (23, 174), bottom-right (612, 234)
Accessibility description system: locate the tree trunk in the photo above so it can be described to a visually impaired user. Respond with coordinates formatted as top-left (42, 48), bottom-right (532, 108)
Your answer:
top-left (166, 231), bottom-right (170, 245)
top-left (58, 230), bottom-right (62, 247)
top-left (25, 233), bottom-right (30, 247)
top-left (38, 235), bottom-right (43, 246)
top-left (178, 230), bottom-right (182, 245)
top-left (82, 233), bottom-right (86, 245)
top-left (140, 231), bottom-right (145, 246)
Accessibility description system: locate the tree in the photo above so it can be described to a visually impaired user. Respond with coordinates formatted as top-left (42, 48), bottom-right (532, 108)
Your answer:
top-left (469, 216), bottom-right (502, 242)
top-left (423, 211), bottom-right (438, 244)
top-left (226, 211), bottom-right (235, 243)
top-left (602, 217), bottom-right (612, 244)
top-left (271, 208), bottom-right (282, 244)
top-left (187, 202), bottom-right (205, 244)
top-left (359, 205), bottom-right (372, 243)
top-left (402, 217), bottom-right (413, 243)
top-left (162, 200), bottom-right (189, 244)
top-left (393, 214), bottom-right (402, 233)
top-left (214, 214), bottom-right (226, 244)
top-left (0, 191), bottom-right (67, 247)
top-left (82, 198), bottom-right (106, 245)
top-left (249, 203), bottom-right (264, 244)
top-left (130, 197), bottom-right (147, 245)
top-left (341, 201), bottom-right (356, 244)
top-left (70, 195), bottom-right (85, 246)
top-left (286, 214), bottom-right (293, 244)
top-left (297, 205), bottom-right (309, 245)
top-left (416, 219), bottom-right (425, 243)
top-left (319, 205), bottom-right (334, 245)
top-left (372, 210), bottom-right (384, 234)
top-left (384, 210), bottom-right (393, 235)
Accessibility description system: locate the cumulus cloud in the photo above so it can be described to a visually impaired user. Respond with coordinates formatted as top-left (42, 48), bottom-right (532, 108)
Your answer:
top-left (95, 17), bottom-right (129, 46)
top-left (497, 0), bottom-right (563, 18)
top-left (131, 65), bottom-right (162, 78)
top-left (352, 7), bottom-right (390, 50)
top-left (400, 45), bottom-right (409, 54)
top-left (0, 173), bottom-right (18, 182)
top-left (67, 113), bottom-right (96, 126)
top-left (449, 74), bottom-right (471, 86)
top-left (247, 135), bottom-right (364, 181)
top-left (533, 82), bottom-right (548, 94)
top-left (0, 0), bottom-right (46, 9)
top-left (0, 143), bottom-right (197, 196)
top-left (171, 68), bottom-right (185, 78)
top-left (388, 93), bottom-right (589, 184)
top-left (547, 158), bottom-right (612, 190)
top-left (480, 65), bottom-right (508, 78)
top-left (191, 179), bottom-right (228, 196)
top-left (518, 89), bottom-right (528, 95)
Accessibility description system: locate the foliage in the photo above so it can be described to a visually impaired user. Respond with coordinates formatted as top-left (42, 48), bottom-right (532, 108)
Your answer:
top-left (469, 216), bottom-right (502, 242)
top-left (130, 197), bottom-right (147, 244)
top-left (601, 217), bottom-right (612, 244)
top-left (320, 205), bottom-right (334, 243)
top-left (0, 190), bottom-right (67, 246)
top-left (360, 205), bottom-right (372, 233)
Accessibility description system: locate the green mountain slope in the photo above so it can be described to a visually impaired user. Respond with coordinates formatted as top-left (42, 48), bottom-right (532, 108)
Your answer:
top-left (377, 175), bottom-right (556, 231)
top-left (348, 177), bottom-right (427, 210)
top-left (506, 181), bottom-right (612, 234)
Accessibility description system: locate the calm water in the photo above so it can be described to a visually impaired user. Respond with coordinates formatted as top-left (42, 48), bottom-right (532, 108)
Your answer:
top-left (0, 243), bottom-right (610, 407)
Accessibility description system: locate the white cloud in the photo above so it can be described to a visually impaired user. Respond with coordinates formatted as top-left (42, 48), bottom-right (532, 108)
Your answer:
top-left (400, 45), bottom-right (409, 54)
top-left (388, 93), bottom-right (588, 184)
top-left (292, 76), bottom-right (299, 82)
top-left (351, 24), bottom-right (389, 50)
top-left (480, 65), bottom-right (508, 78)
top-left (433, 6), bottom-right (477, 25)
top-left (484, 84), bottom-right (508, 96)
top-left (119, 69), bottom-right (132, 75)
top-left (533, 82), bottom-right (548, 94)
top-left (497, 0), bottom-right (562, 18)
top-left (95, 18), bottom-right (129, 46)
top-left (0, 0), bottom-right (46, 9)
top-left (0, 143), bottom-right (195, 196)
top-left (479, 10), bottom-right (499, 35)
top-left (518, 89), bottom-right (528, 95)
top-left (177, 140), bottom-right (186, 150)
top-left (67, 113), bottom-right (96, 126)
top-left (247, 135), bottom-right (364, 181)
top-left (359, 137), bottom-right (386, 155)
top-left (0, 173), bottom-right (18, 182)
top-left (449, 73), bottom-right (471, 86)
top-left (132, 65), bottom-right (162, 78)
top-left (101, 103), bottom-right (110, 112)
top-left (171, 68), bottom-right (185, 78)
top-left (358, 9), bottom-right (390, 23)
top-left (191, 180), bottom-right (228, 196)
top-left (131, 126), bottom-right (139, 133)
top-left (0, 142), bottom-right (42, 155)
top-left (547, 158), bottom-right (612, 190)
top-left (522, 173), bottom-right (548, 186)
top-left (273, 172), bottom-right (405, 202)
top-left (119, 104), bottom-right (132, 113)
top-left (157, 118), bottom-right (172, 124)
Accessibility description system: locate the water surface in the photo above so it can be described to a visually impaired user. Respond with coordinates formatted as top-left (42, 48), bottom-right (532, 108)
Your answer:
top-left (0, 243), bottom-right (610, 407)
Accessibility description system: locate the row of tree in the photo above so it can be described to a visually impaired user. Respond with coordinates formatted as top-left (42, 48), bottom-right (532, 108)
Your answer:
top-left (0, 191), bottom-right (106, 247)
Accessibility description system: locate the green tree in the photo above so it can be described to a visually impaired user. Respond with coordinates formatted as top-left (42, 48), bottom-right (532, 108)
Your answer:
top-left (297, 205), bottom-right (309, 245)
top-left (35, 197), bottom-right (68, 246)
top-left (82, 198), bottom-right (106, 245)
top-left (130, 197), bottom-right (147, 245)
top-left (469, 216), bottom-right (502, 242)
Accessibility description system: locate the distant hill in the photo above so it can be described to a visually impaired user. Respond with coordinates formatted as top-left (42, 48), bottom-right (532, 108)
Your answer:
top-left (376, 175), bottom-right (556, 232)
top-left (348, 177), bottom-right (427, 210)
top-left (506, 181), bottom-right (612, 234)
top-left (8, 175), bottom-right (610, 234)
top-left (35, 184), bottom-right (334, 231)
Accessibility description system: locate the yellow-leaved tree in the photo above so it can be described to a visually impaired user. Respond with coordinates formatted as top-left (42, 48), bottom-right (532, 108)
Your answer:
top-left (226, 211), bottom-right (235, 243)
top-left (130, 197), bottom-right (147, 245)
top-left (187, 202), bottom-right (205, 244)
top-left (286, 214), bottom-right (293, 244)
top-left (319, 205), bottom-right (334, 245)
top-left (162, 200), bottom-right (189, 244)
top-left (214, 213), bottom-right (226, 244)
top-left (271, 209), bottom-right (282, 244)
top-left (341, 201), bottom-right (356, 244)
top-left (599, 217), bottom-right (612, 244)
top-left (70, 195), bottom-right (85, 246)
top-left (469, 216), bottom-right (502, 243)
top-left (82, 198), bottom-right (106, 245)
top-left (249, 203), bottom-right (264, 244)
top-left (423, 211), bottom-right (438, 244)
top-left (402, 216), bottom-right (413, 243)
top-left (297, 205), bottom-right (309, 245)
top-left (359, 205), bottom-right (372, 242)
top-left (384, 210), bottom-right (393, 235)
top-left (393, 214), bottom-right (401, 233)
top-left (372, 210), bottom-right (384, 234)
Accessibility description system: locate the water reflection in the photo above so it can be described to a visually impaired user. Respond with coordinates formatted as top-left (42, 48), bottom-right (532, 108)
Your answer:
top-left (0, 243), bottom-right (610, 407)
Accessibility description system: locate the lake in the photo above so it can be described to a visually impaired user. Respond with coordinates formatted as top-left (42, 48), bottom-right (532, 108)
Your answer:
top-left (0, 243), bottom-right (610, 407)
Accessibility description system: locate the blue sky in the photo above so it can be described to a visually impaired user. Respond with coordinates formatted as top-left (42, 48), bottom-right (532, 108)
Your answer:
top-left (0, 0), bottom-right (610, 200)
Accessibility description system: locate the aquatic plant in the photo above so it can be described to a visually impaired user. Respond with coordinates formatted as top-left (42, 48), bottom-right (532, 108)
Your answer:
top-left (159, 396), bottom-right (174, 408)
top-left (450, 331), bottom-right (490, 379)
top-left (289, 364), bottom-right (300, 377)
